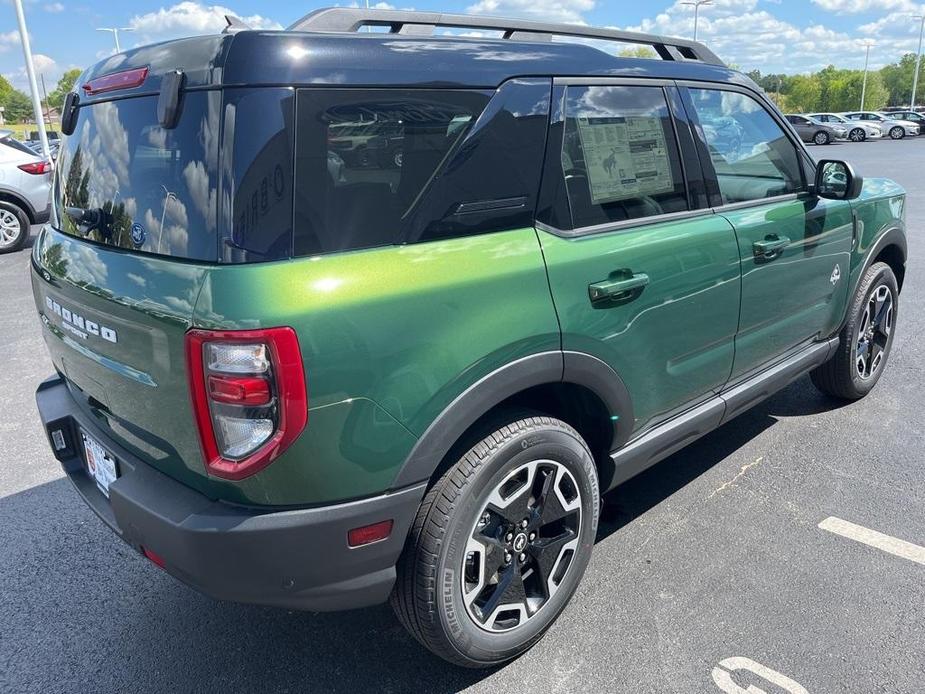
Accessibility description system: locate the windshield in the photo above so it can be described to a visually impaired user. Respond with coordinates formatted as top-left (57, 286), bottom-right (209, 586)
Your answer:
top-left (54, 91), bottom-right (221, 261)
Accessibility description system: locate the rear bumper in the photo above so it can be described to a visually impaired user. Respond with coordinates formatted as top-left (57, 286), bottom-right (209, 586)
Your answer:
top-left (36, 375), bottom-right (425, 612)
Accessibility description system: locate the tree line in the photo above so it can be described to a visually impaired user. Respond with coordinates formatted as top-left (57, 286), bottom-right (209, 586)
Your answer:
top-left (747, 53), bottom-right (921, 113)
top-left (0, 68), bottom-right (81, 124)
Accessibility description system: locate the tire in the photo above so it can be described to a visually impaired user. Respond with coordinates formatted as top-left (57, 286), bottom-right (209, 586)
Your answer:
top-left (391, 415), bottom-right (600, 668)
top-left (0, 200), bottom-right (29, 253)
top-left (889, 126), bottom-right (904, 140)
top-left (813, 131), bottom-right (830, 145)
top-left (849, 128), bottom-right (866, 142)
top-left (811, 262), bottom-right (898, 400)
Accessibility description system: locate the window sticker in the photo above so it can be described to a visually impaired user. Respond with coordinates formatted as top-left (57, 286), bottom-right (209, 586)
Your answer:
top-left (575, 115), bottom-right (674, 204)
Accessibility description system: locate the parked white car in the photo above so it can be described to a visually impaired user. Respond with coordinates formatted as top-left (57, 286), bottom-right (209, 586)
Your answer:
top-left (840, 112), bottom-right (920, 139)
top-left (0, 129), bottom-right (51, 252)
top-left (807, 113), bottom-right (882, 142)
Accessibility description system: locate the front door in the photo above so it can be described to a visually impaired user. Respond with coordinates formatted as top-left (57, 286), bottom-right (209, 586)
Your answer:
top-left (684, 86), bottom-right (853, 380)
top-left (538, 83), bottom-right (741, 434)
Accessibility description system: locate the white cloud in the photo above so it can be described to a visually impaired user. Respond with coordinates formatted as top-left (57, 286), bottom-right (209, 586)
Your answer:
top-left (128, 2), bottom-right (282, 44)
top-left (810, 0), bottom-right (919, 13)
top-left (7, 53), bottom-right (65, 91)
top-left (466, 0), bottom-right (595, 24)
top-left (44, 3), bottom-right (65, 13)
top-left (31, 54), bottom-right (57, 73)
top-left (617, 0), bottom-right (918, 73)
top-left (0, 30), bottom-right (20, 54)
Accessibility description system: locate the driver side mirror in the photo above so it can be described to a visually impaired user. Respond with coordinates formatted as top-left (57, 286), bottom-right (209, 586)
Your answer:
top-left (815, 159), bottom-right (863, 201)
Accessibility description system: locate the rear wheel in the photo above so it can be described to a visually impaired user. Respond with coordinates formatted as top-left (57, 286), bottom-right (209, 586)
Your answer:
top-left (813, 131), bottom-right (830, 145)
top-left (0, 201), bottom-right (29, 253)
top-left (811, 262), bottom-right (898, 400)
top-left (391, 415), bottom-right (599, 668)
top-left (889, 126), bottom-right (905, 140)
top-left (849, 127), bottom-right (866, 142)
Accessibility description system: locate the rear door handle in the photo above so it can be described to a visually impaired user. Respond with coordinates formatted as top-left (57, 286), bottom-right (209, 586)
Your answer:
top-left (589, 273), bottom-right (650, 303)
top-left (753, 235), bottom-right (790, 260)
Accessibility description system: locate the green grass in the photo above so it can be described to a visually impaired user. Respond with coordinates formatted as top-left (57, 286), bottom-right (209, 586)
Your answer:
top-left (2, 122), bottom-right (60, 141)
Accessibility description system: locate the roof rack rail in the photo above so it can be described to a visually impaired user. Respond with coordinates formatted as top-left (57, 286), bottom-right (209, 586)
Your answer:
top-left (286, 8), bottom-right (724, 66)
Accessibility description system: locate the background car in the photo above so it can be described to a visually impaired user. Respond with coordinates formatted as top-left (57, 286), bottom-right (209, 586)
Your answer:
top-left (785, 114), bottom-right (844, 144)
top-left (808, 112), bottom-right (881, 142)
top-left (0, 129), bottom-right (51, 253)
top-left (883, 110), bottom-right (925, 128)
top-left (841, 111), bottom-right (919, 139)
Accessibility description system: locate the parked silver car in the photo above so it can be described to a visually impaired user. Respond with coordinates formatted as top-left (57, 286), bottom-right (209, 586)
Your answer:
top-left (0, 130), bottom-right (51, 252)
top-left (841, 111), bottom-right (920, 139)
top-left (784, 114), bottom-right (845, 144)
top-left (807, 112), bottom-right (881, 142)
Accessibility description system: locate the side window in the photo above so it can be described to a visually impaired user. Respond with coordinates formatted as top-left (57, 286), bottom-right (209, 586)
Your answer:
top-left (687, 87), bottom-right (803, 205)
top-left (561, 85), bottom-right (688, 229)
top-left (293, 89), bottom-right (490, 256)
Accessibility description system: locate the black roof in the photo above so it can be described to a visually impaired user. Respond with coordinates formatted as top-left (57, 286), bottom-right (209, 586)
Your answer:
top-left (77, 30), bottom-right (754, 104)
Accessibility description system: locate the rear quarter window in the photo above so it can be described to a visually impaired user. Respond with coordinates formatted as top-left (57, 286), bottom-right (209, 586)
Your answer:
top-left (293, 89), bottom-right (491, 256)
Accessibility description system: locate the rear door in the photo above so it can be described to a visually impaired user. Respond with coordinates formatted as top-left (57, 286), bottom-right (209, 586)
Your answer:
top-left (31, 90), bottom-right (222, 492)
top-left (537, 81), bottom-right (741, 434)
top-left (683, 85), bottom-right (853, 381)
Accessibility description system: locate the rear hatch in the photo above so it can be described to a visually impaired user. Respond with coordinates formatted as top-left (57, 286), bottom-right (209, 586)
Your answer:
top-left (32, 83), bottom-right (220, 494)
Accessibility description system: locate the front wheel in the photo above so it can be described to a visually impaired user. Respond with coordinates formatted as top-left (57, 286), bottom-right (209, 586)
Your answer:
top-left (391, 415), bottom-right (600, 668)
top-left (889, 126), bottom-right (905, 140)
top-left (811, 262), bottom-right (898, 400)
top-left (849, 128), bottom-right (866, 142)
top-left (813, 131), bottom-right (831, 145)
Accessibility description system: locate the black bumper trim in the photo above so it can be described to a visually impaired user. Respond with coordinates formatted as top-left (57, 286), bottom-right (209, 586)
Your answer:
top-left (36, 375), bottom-right (426, 612)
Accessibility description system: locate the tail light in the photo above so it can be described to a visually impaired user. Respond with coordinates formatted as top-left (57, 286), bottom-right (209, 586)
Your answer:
top-left (185, 327), bottom-right (307, 480)
top-left (18, 161), bottom-right (51, 175)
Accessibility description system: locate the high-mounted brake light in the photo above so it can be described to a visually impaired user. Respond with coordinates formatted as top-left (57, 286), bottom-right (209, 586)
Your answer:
top-left (18, 161), bottom-right (51, 175)
top-left (185, 327), bottom-right (308, 480)
top-left (81, 67), bottom-right (149, 96)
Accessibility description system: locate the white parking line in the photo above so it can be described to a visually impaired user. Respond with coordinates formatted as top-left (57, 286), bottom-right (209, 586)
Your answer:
top-left (819, 516), bottom-right (925, 566)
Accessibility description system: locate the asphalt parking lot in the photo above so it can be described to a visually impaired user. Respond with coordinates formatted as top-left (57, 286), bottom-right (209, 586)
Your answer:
top-left (1, 137), bottom-right (923, 693)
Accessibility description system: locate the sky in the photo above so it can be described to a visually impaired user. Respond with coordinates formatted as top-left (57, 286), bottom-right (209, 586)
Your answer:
top-left (1, 0), bottom-right (924, 93)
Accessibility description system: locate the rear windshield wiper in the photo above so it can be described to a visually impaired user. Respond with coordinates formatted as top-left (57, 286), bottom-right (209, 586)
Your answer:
top-left (64, 205), bottom-right (116, 240)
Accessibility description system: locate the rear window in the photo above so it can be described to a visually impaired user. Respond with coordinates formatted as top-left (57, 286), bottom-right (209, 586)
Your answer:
top-left (293, 89), bottom-right (491, 256)
top-left (2, 135), bottom-right (39, 156)
top-left (54, 91), bottom-right (221, 261)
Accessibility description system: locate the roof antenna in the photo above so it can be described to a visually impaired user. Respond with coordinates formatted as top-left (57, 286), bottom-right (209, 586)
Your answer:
top-left (223, 15), bottom-right (251, 33)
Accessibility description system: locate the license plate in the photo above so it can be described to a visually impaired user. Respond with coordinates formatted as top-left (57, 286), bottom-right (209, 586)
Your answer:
top-left (81, 431), bottom-right (118, 497)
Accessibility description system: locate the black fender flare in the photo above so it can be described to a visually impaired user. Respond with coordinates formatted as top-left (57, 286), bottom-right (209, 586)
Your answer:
top-left (859, 225), bottom-right (906, 288)
top-left (390, 351), bottom-right (633, 489)
top-left (833, 224), bottom-right (905, 337)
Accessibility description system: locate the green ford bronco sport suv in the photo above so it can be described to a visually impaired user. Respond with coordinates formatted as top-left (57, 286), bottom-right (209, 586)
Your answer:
top-left (33, 8), bottom-right (906, 668)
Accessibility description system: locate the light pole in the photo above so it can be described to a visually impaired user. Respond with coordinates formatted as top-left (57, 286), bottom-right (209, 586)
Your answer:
top-left (97, 27), bottom-right (134, 53)
top-left (911, 15), bottom-right (924, 111)
top-left (860, 41), bottom-right (874, 111)
top-left (682, 0), bottom-right (713, 42)
top-left (12, 0), bottom-right (50, 160)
